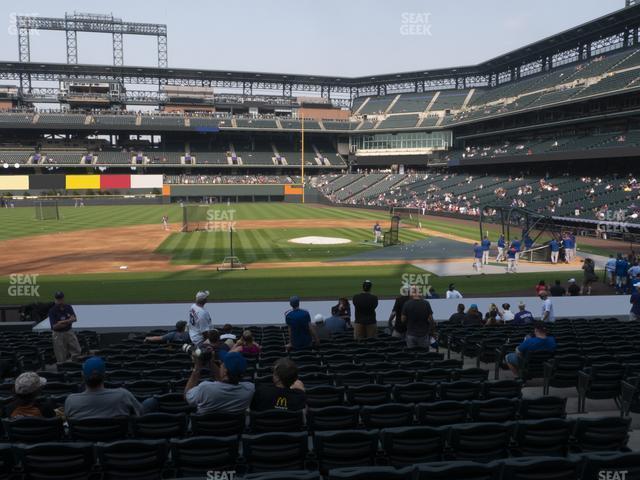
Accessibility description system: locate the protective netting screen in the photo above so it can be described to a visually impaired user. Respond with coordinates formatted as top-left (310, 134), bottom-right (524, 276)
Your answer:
top-left (35, 201), bottom-right (59, 221)
top-left (182, 205), bottom-right (215, 232)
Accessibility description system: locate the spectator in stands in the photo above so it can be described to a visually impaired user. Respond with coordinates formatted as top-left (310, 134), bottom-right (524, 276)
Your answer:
top-left (389, 285), bottom-right (411, 338)
top-left (605, 254), bottom-right (617, 287)
top-left (539, 291), bottom-right (555, 323)
top-left (567, 278), bottom-right (581, 296)
top-left (208, 329), bottom-right (230, 355)
top-left (5, 372), bottom-right (55, 418)
top-left (231, 330), bottom-right (261, 356)
top-left (506, 322), bottom-right (557, 378)
top-left (582, 257), bottom-right (598, 295)
top-left (188, 290), bottom-right (212, 348)
top-left (472, 242), bottom-right (483, 272)
top-left (285, 296), bottom-right (319, 351)
top-left (448, 304), bottom-right (466, 324)
top-left (629, 282), bottom-right (640, 321)
top-left (49, 291), bottom-right (81, 364)
top-left (144, 320), bottom-right (189, 343)
top-left (628, 261), bottom-right (640, 291)
top-left (185, 351), bottom-right (254, 414)
top-left (446, 283), bottom-right (463, 299)
top-left (549, 280), bottom-right (566, 297)
top-left (535, 280), bottom-right (547, 296)
top-left (484, 304), bottom-right (502, 325)
top-left (65, 357), bottom-right (145, 419)
top-left (463, 304), bottom-right (484, 326)
top-left (333, 298), bottom-right (351, 325)
top-left (513, 302), bottom-right (534, 325)
top-left (500, 303), bottom-right (515, 322)
top-left (353, 280), bottom-right (379, 339)
top-left (400, 286), bottom-right (436, 349)
top-left (324, 307), bottom-right (347, 334)
top-left (220, 324), bottom-right (237, 348)
top-left (549, 238), bottom-right (560, 264)
top-left (312, 314), bottom-right (332, 341)
top-left (251, 358), bottom-right (305, 411)
top-left (427, 286), bottom-right (439, 299)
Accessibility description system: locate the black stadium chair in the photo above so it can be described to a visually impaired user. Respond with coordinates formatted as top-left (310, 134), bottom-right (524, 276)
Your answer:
top-left (416, 401), bottom-right (468, 426)
top-left (242, 431), bottom-right (309, 473)
top-left (249, 409), bottom-right (305, 433)
top-left (510, 418), bottom-right (573, 457)
top-left (16, 442), bottom-right (95, 480)
top-left (345, 384), bottom-right (392, 406)
top-left (571, 417), bottom-right (631, 453)
top-left (327, 466), bottom-right (415, 480)
top-left (170, 436), bottom-right (239, 477)
top-left (576, 451), bottom-right (640, 480)
top-left (392, 382), bottom-right (437, 404)
top-left (482, 379), bottom-right (523, 399)
top-left (518, 396), bottom-right (567, 419)
top-left (153, 392), bottom-right (193, 414)
top-left (2, 416), bottom-right (65, 443)
top-left (438, 381), bottom-right (483, 401)
top-left (414, 460), bottom-right (495, 480)
top-left (0, 444), bottom-right (14, 480)
top-left (498, 456), bottom-right (580, 480)
top-left (305, 386), bottom-right (345, 408)
top-left (131, 412), bottom-right (188, 439)
top-left (446, 422), bottom-right (512, 462)
top-left (360, 403), bottom-right (414, 429)
top-left (68, 416), bottom-right (130, 442)
top-left (97, 439), bottom-right (168, 480)
top-left (243, 472), bottom-right (321, 480)
top-left (469, 398), bottom-right (519, 423)
top-left (190, 411), bottom-right (246, 437)
top-left (380, 425), bottom-right (446, 466)
top-left (307, 406), bottom-right (360, 432)
top-left (313, 430), bottom-right (379, 474)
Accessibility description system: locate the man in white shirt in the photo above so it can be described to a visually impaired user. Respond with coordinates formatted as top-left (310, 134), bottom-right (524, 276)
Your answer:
top-left (540, 291), bottom-right (555, 323)
top-left (188, 290), bottom-right (212, 347)
top-left (445, 283), bottom-right (463, 299)
top-left (500, 303), bottom-right (515, 322)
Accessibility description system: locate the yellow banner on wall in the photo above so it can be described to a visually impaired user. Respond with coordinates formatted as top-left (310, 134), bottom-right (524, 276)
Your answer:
top-left (65, 175), bottom-right (101, 190)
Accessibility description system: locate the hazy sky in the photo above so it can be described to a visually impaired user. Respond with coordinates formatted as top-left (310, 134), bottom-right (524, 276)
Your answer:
top-left (0, 0), bottom-right (625, 77)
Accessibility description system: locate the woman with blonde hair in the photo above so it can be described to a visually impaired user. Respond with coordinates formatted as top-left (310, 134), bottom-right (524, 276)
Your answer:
top-left (232, 330), bottom-right (261, 356)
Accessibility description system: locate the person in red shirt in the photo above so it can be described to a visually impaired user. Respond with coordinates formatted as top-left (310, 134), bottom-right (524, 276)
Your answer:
top-left (535, 280), bottom-right (547, 296)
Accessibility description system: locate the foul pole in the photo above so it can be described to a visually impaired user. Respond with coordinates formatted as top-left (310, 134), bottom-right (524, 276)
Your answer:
top-left (301, 115), bottom-right (305, 203)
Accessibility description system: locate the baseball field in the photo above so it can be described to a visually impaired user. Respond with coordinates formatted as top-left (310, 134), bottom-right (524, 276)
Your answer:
top-left (0, 202), bottom-right (589, 304)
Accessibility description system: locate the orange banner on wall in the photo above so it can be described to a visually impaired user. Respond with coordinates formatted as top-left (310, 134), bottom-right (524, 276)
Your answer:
top-left (284, 184), bottom-right (303, 195)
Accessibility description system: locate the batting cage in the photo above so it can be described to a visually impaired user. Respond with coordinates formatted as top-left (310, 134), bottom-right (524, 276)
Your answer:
top-left (181, 204), bottom-right (218, 232)
top-left (35, 201), bottom-right (60, 221)
top-left (383, 215), bottom-right (401, 247)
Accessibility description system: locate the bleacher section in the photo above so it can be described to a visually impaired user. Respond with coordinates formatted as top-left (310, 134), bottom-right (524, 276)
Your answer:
top-left (0, 150), bottom-right (33, 164)
top-left (377, 114), bottom-right (420, 130)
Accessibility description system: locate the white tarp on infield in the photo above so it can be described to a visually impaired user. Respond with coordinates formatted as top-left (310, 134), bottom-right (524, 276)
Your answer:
top-left (288, 236), bottom-right (351, 245)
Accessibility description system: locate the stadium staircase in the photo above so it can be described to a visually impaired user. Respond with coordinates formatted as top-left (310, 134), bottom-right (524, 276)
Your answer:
top-left (385, 95), bottom-right (401, 114)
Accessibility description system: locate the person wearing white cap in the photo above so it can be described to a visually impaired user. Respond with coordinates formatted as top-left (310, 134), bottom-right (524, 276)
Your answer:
top-left (6, 372), bottom-right (55, 418)
top-left (188, 290), bottom-right (212, 347)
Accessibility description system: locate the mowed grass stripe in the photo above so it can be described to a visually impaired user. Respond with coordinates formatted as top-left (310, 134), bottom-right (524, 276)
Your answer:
top-left (241, 228), bottom-right (272, 263)
top-left (256, 228), bottom-right (295, 262)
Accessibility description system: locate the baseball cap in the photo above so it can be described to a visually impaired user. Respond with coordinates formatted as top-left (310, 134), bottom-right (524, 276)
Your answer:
top-left (470, 304), bottom-right (478, 309)
top-left (195, 290), bottom-right (210, 302)
top-left (14, 372), bottom-right (46, 395)
top-left (519, 301), bottom-right (526, 307)
top-left (82, 356), bottom-right (106, 378)
top-left (289, 296), bottom-right (300, 308)
top-left (54, 291), bottom-right (64, 300)
top-left (634, 282), bottom-right (640, 288)
top-left (218, 351), bottom-right (247, 377)
top-left (314, 314), bottom-right (325, 322)
top-left (363, 280), bottom-right (373, 290)
top-left (568, 278), bottom-right (576, 283)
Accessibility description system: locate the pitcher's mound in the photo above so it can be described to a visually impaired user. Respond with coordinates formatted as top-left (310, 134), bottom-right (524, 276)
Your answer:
top-left (289, 236), bottom-right (351, 245)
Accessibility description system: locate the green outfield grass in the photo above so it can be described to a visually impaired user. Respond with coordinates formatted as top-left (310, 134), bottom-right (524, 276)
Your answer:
top-left (0, 267), bottom-right (588, 305)
top-left (157, 227), bottom-right (428, 264)
top-left (0, 203), bottom-right (388, 241)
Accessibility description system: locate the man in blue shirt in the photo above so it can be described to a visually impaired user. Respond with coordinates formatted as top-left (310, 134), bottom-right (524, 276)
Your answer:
top-left (616, 254), bottom-right (630, 293)
top-left (506, 322), bottom-right (556, 377)
top-left (524, 234), bottom-right (534, 251)
top-left (48, 291), bottom-right (81, 364)
top-left (496, 234), bottom-right (506, 262)
top-left (285, 296), bottom-right (319, 351)
top-left (481, 235), bottom-right (491, 265)
top-left (473, 242), bottom-right (484, 272)
top-left (324, 306), bottom-right (347, 334)
top-left (144, 320), bottom-right (190, 344)
top-left (549, 238), bottom-right (559, 264)
top-left (512, 302), bottom-right (534, 325)
top-left (506, 245), bottom-right (517, 273)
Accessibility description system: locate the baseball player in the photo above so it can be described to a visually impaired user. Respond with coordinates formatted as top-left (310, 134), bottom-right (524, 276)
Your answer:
top-left (162, 215), bottom-right (169, 231)
top-left (373, 222), bottom-right (382, 243)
